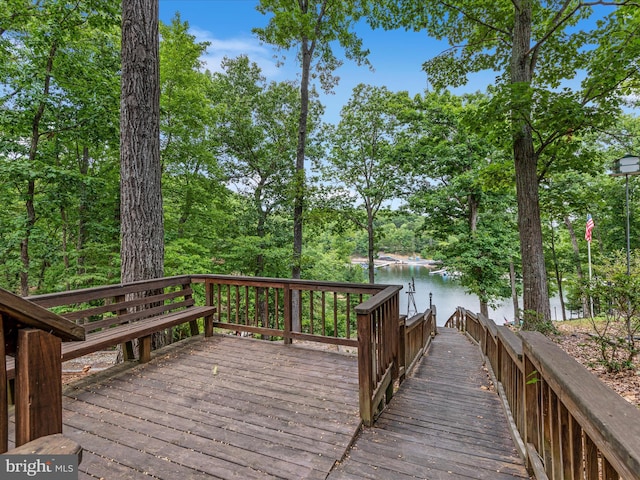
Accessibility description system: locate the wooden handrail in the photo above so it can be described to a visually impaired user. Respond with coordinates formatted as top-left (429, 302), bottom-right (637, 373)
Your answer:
top-left (522, 331), bottom-right (640, 479)
top-left (193, 274), bottom-right (387, 347)
top-left (1, 287), bottom-right (84, 454)
top-left (445, 307), bottom-right (640, 479)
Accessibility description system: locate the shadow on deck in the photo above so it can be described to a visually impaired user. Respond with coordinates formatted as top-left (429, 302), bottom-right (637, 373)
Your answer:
top-left (328, 328), bottom-right (529, 479)
top-left (10, 330), bottom-right (527, 479)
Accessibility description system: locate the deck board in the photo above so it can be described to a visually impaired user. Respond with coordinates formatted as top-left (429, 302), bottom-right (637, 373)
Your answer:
top-left (44, 335), bottom-right (360, 480)
top-left (8, 328), bottom-right (530, 479)
top-left (327, 328), bottom-right (530, 480)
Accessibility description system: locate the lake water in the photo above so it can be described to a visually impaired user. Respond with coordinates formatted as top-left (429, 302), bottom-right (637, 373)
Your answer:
top-left (373, 263), bottom-right (564, 326)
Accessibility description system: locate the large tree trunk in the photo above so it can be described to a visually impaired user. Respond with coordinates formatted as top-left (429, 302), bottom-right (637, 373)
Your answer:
top-left (290, 33), bottom-right (313, 333)
top-left (120, 0), bottom-right (163, 283)
top-left (120, 0), bottom-right (164, 356)
top-left (511, 0), bottom-right (552, 331)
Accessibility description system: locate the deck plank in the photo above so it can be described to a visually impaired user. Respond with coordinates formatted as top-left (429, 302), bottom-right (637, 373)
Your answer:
top-left (61, 334), bottom-right (361, 480)
top-left (328, 328), bottom-right (530, 480)
top-left (8, 328), bottom-right (529, 479)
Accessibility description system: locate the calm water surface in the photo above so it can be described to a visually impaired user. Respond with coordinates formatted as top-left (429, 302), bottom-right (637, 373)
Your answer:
top-left (373, 263), bottom-right (563, 326)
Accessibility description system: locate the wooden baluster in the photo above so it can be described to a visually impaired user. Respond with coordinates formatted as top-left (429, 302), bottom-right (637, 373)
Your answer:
top-left (549, 389), bottom-right (561, 479)
top-left (602, 456), bottom-right (619, 480)
top-left (274, 289), bottom-right (280, 330)
top-left (321, 291), bottom-right (326, 336)
top-left (333, 292), bottom-right (340, 338)
top-left (309, 291), bottom-right (314, 335)
top-left (234, 285), bottom-right (240, 325)
top-left (584, 435), bottom-right (599, 480)
top-left (567, 412), bottom-right (583, 480)
top-left (523, 353), bottom-right (540, 451)
top-left (345, 293), bottom-right (351, 339)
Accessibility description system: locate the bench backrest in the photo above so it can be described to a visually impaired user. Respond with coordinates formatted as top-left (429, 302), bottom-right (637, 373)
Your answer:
top-left (28, 276), bottom-right (195, 335)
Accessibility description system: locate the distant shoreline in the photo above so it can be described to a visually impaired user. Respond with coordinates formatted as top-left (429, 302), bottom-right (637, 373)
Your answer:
top-left (350, 254), bottom-right (439, 268)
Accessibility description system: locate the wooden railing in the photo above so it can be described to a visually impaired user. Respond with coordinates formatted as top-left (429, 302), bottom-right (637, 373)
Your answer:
top-left (356, 287), bottom-right (436, 426)
top-left (0, 287), bottom-right (84, 458)
top-left (399, 307), bottom-right (437, 381)
top-left (445, 307), bottom-right (640, 480)
top-left (193, 275), bottom-right (385, 347)
top-left (4, 274), bottom-right (436, 437)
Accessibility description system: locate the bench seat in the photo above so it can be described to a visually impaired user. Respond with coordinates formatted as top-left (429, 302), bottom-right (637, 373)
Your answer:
top-left (5, 305), bottom-right (215, 380)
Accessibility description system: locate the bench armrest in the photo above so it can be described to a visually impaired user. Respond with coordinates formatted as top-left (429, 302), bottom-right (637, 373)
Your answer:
top-left (5, 433), bottom-right (82, 464)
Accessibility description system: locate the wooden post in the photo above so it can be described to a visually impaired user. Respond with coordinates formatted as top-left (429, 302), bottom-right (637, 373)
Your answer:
top-left (283, 284), bottom-right (292, 345)
top-left (398, 315), bottom-right (406, 383)
top-left (15, 329), bottom-right (62, 446)
top-left (205, 281), bottom-right (214, 337)
top-left (139, 335), bottom-right (152, 363)
top-left (0, 315), bottom-right (8, 453)
top-left (357, 311), bottom-right (373, 426)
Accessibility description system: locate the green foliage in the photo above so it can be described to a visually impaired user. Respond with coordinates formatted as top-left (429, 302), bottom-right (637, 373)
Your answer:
top-left (316, 84), bottom-right (412, 282)
top-left (255, 0), bottom-right (371, 94)
top-left (403, 91), bottom-right (518, 311)
top-left (587, 251), bottom-right (640, 372)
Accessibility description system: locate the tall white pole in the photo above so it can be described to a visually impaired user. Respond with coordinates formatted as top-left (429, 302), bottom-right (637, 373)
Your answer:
top-left (588, 240), bottom-right (594, 318)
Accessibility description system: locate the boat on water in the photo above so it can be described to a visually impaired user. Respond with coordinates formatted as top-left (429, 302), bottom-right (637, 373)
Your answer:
top-left (429, 268), bottom-right (461, 279)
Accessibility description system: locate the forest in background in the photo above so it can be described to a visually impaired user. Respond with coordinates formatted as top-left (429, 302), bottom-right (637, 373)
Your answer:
top-left (1, 1), bottom-right (640, 329)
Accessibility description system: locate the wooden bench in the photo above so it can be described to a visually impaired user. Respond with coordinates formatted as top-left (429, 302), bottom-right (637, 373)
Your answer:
top-left (5, 276), bottom-right (216, 379)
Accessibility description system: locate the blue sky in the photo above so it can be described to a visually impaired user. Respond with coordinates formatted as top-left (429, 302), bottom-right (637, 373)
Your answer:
top-left (159, 0), bottom-right (496, 123)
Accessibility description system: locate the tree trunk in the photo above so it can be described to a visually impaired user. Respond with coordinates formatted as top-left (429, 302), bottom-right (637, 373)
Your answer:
top-left (549, 223), bottom-right (566, 321)
top-left (479, 298), bottom-right (489, 318)
top-left (290, 32), bottom-right (313, 332)
top-left (120, 0), bottom-right (164, 356)
top-left (77, 146), bottom-right (90, 277)
top-left (510, 260), bottom-right (520, 323)
top-left (367, 209), bottom-right (376, 284)
top-left (564, 216), bottom-right (588, 315)
top-left (20, 42), bottom-right (57, 296)
top-left (511, 0), bottom-right (552, 331)
top-left (120, 0), bottom-right (163, 283)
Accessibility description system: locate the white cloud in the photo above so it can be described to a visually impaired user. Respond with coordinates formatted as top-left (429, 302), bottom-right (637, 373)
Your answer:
top-left (189, 26), bottom-right (284, 79)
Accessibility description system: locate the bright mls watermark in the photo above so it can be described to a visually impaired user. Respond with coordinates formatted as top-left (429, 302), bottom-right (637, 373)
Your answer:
top-left (1, 455), bottom-right (77, 479)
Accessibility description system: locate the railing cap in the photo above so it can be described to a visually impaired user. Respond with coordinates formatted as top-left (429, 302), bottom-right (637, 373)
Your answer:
top-left (0, 287), bottom-right (85, 342)
top-left (521, 331), bottom-right (640, 478)
top-left (355, 285), bottom-right (403, 315)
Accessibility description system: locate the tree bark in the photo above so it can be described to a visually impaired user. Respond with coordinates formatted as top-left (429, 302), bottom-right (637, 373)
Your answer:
top-left (120, 0), bottom-right (164, 356)
top-left (511, 0), bottom-right (552, 330)
top-left (120, 0), bottom-right (163, 284)
top-left (510, 260), bottom-right (520, 323)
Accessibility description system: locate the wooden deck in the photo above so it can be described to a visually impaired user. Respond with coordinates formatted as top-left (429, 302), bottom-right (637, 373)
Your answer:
top-left (10, 334), bottom-right (362, 479)
top-left (9, 328), bottom-right (529, 479)
top-left (327, 328), bottom-right (530, 479)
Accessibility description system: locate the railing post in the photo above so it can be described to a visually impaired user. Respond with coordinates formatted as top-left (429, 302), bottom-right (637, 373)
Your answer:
top-left (357, 310), bottom-right (373, 426)
top-left (398, 315), bottom-right (406, 382)
top-left (204, 280), bottom-right (214, 337)
top-left (0, 315), bottom-right (7, 453)
top-left (15, 329), bottom-right (63, 446)
top-left (283, 283), bottom-right (292, 345)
